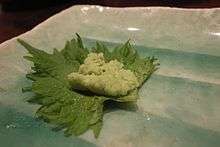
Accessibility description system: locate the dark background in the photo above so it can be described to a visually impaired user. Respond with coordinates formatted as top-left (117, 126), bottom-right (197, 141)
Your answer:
top-left (0, 0), bottom-right (220, 43)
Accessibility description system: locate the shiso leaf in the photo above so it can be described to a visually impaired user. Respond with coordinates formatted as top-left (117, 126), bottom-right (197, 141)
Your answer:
top-left (18, 34), bottom-right (158, 138)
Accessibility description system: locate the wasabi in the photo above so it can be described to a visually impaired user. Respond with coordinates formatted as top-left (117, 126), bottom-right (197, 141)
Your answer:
top-left (67, 53), bottom-right (139, 96)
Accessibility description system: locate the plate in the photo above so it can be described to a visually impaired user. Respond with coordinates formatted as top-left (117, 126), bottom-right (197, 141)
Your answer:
top-left (0, 5), bottom-right (220, 147)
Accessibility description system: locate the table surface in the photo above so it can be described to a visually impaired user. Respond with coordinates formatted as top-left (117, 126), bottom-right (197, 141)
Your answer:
top-left (0, 0), bottom-right (220, 43)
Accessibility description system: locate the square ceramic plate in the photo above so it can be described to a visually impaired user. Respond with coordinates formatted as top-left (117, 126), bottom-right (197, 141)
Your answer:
top-left (0, 5), bottom-right (220, 147)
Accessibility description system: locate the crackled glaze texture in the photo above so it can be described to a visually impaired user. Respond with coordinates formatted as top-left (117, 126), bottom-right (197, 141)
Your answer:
top-left (0, 5), bottom-right (220, 147)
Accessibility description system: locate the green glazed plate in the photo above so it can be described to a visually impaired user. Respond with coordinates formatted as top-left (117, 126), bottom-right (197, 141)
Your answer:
top-left (0, 5), bottom-right (220, 147)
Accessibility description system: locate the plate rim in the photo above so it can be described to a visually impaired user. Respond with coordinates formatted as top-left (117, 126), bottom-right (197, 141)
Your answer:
top-left (0, 5), bottom-right (220, 50)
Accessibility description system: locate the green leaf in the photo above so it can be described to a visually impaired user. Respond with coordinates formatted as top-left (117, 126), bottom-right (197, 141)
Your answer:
top-left (91, 121), bottom-right (103, 138)
top-left (18, 39), bottom-right (79, 85)
top-left (111, 40), bottom-right (137, 66)
top-left (33, 77), bottom-right (104, 136)
top-left (18, 34), bottom-right (158, 138)
top-left (92, 42), bottom-right (112, 61)
top-left (61, 34), bottom-right (89, 64)
top-left (127, 56), bottom-right (159, 85)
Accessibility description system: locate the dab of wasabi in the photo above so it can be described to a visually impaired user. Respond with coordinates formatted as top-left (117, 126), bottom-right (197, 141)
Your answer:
top-left (67, 53), bottom-right (139, 96)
